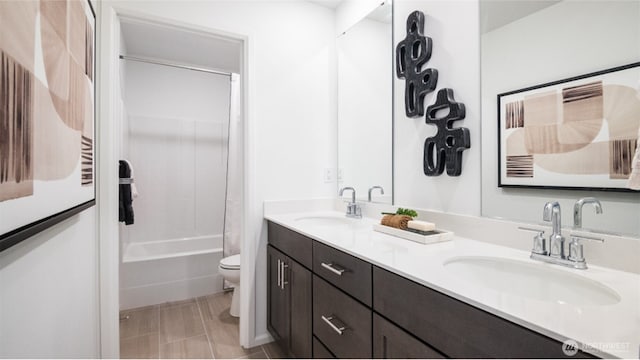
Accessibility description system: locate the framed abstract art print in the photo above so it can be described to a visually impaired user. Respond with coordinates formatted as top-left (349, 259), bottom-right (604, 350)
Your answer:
top-left (498, 62), bottom-right (640, 192)
top-left (0, 0), bottom-right (96, 252)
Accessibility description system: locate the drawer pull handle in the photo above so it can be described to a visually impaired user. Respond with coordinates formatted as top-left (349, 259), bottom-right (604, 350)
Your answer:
top-left (321, 315), bottom-right (347, 335)
top-left (281, 262), bottom-right (289, 290)
top-left (321, 262), bottom-right (345, 276)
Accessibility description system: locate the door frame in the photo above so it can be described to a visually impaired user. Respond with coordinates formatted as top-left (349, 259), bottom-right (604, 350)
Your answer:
top-left (97, 4), bottom-right (255, 357)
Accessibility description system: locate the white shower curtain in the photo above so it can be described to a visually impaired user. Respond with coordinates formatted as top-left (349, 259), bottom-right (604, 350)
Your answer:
top-left (223, 73), bottom-right (242, 256)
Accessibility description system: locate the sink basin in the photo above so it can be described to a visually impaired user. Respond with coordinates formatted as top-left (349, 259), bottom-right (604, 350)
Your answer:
top-left (443, 256), bottom-right (621, 306)
top-left (294, 215), bottom-right (365, 228)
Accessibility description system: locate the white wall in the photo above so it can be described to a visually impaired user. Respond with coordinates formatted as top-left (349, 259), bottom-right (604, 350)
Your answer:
top-left (481, 1), bottom-right (640, 235)
top-left (337, 17), bottom-right (392, 201)
top-left (0, 210), bottom-right (99, 358)
top-left (393, 0), bottom-right (482, 215)
top-left (102, 0), bottom-right (337, 346)
top-left (1, 0), bottom-right (101, 357)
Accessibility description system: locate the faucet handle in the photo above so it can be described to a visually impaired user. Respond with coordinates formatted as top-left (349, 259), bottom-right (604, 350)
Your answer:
top-left (518, 226), bottom-right (545, 233)
top-left (567, 233), bottom-right (603, 264)
top-left (518, 227), bottom-right (547, 256)
top-left (570, 233), bottom-right (604, 243)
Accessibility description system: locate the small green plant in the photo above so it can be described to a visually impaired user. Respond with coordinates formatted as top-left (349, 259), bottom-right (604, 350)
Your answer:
top-left (395, 208), bottom-right (418, 218)
top-left (380, 208), bottom-right (418, 218)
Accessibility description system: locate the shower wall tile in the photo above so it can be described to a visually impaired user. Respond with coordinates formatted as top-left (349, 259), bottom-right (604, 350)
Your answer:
top-left (195, 121), bottom-right (227, 237)
top-left (127, 116), bottom-right (197, 242)
top-left (122, 60), bottom-right (232, 245)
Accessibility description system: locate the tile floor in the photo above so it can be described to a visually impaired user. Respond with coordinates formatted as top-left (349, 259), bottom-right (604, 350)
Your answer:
top-left (120, 292), bottom-right (287, 359)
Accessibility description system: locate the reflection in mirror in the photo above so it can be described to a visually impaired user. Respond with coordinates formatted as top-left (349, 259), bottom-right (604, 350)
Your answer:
top-left (337, 1), bottom-right (393, 204)
top-left (480, 0), bottom-right (640, 236)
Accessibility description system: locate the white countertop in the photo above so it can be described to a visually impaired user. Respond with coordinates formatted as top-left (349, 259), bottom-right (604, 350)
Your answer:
top-left (265, 210), bottom-right (640, 359)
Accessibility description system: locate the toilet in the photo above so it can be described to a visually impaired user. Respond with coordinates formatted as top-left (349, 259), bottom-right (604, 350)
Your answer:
top-left (218, 254), bottom-right (241, 317)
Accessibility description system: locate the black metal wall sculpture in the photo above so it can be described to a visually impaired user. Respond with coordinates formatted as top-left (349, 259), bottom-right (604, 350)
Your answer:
top-left (396, 11), bottom-right (438, 118)
top-left (424, 88), bottom-right (470, 177)
top-left (396, 10), bottom-right (471, 176)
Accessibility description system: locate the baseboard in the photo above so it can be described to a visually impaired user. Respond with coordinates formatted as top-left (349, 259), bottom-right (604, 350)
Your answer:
top-left (252, 332), bottom-right (274, 347)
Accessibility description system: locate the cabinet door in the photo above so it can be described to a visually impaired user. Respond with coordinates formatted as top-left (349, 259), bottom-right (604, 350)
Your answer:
top-left (313, 275), bottom-right (372, 358)
top-left (289, 259), bottom-right (312, 358)
top-left (373, 313), bottom-right (444, 359)
top-left (313, 336), bottom-right (336, 359)
top-left (267, 245), bottom-right (290, 352)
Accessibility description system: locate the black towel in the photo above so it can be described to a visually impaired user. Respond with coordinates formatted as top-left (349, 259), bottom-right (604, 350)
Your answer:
top-left (119, 160), bottom-right (134, 225)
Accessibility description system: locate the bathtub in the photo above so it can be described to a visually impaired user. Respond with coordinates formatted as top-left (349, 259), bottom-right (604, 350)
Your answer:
top-left (120, 235), bottom-right (226, 310)
top-left (122, 234), bottom-right (223, 263)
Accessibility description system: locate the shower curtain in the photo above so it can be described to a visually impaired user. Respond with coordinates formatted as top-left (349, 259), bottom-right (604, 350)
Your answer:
top-left (223, 73), bottom-right (242, 257)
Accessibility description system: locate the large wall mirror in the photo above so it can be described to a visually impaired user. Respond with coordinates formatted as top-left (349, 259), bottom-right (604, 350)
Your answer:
top-left (337, 1), bottom-right (393, 204)
top-left (480, 0), bottom-right (640, 236)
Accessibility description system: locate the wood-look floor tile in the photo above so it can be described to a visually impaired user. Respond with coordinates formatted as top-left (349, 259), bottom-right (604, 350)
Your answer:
top-left (159, 302), bottom-right (205, 344)
top-left (159, 298), bottom-right (197, 308)
top-left (262, 341), bottom-right (290, 359)
top-left (120, 333), bottom-right (159, 359)
top-left (160, 335), bottom-right (212, 359)
top-left (120, 306), bottom-right (159, 340)
top-left (198, 292), bottom-right (234, 323)
top-left (237, 348), bottom-right (269, 359)
top-left (198, 292), bottom-right (259, 358)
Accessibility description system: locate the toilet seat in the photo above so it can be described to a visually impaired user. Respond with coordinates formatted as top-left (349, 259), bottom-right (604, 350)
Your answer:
top-left (220, 254), bottom-right (240, 270)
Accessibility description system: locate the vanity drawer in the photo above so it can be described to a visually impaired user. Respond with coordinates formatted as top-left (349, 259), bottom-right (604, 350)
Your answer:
top-left (268, 221), bottom-right (313, 269)
top-left (313, 240), bottom-right (372, 306)
top-left (313, 275), bottom-right (372, 358)
top-left (373, 313), bottom-right (444, 359)
top-left (372, 266), bottom-right (596, 358)
top-left (313, 336), bottom-right (336, 359)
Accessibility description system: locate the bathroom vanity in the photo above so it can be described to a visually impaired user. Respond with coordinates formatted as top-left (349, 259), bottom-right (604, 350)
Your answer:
top-left (266, 207), bottom-right (640, 358)
top-left (264, 215), bottom-right (629, 358)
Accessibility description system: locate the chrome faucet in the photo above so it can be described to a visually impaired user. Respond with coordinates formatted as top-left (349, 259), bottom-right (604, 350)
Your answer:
top-left (543, 201), bottom-right (565, 258)
top-left (519, 201), bottom-right (604, 270)
top-left (367, 186), bottom-right (384, 202)
top-left (339, 187), bottom-right (362, 218)
top-left (573, 197), bottom-right (602, 229)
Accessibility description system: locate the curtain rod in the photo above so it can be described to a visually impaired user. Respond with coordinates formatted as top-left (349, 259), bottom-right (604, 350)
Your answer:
top-left (119, 55), bottom-right (232, 77)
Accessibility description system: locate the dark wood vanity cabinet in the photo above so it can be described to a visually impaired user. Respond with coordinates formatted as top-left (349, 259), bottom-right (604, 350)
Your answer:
top-left (267, 244), bottom-right (312, 358)
top-left (373, 266), bottom-right (597, 359)
top-left (313, 275), bottom-right (372, 358)
top-left (267, 221), bottom-right (598, 359)
top-left (267, 221), bottom-right (315, 357)
top-left (373, 313), bottom-right (444, 359)
top-left (312, 241), bottom-right (372, 306)
top-left (267, 245), bottom-right (289, 351)
top-left (313, 336), bottom-right (336, 359)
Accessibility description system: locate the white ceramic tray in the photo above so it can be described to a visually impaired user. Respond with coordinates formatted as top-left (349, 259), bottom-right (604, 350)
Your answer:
top-left (373, 224), bottom-right (454, 245)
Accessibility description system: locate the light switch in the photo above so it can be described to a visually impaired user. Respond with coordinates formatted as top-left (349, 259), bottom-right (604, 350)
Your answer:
top-left (324, 168), bottom-right (334, 183)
